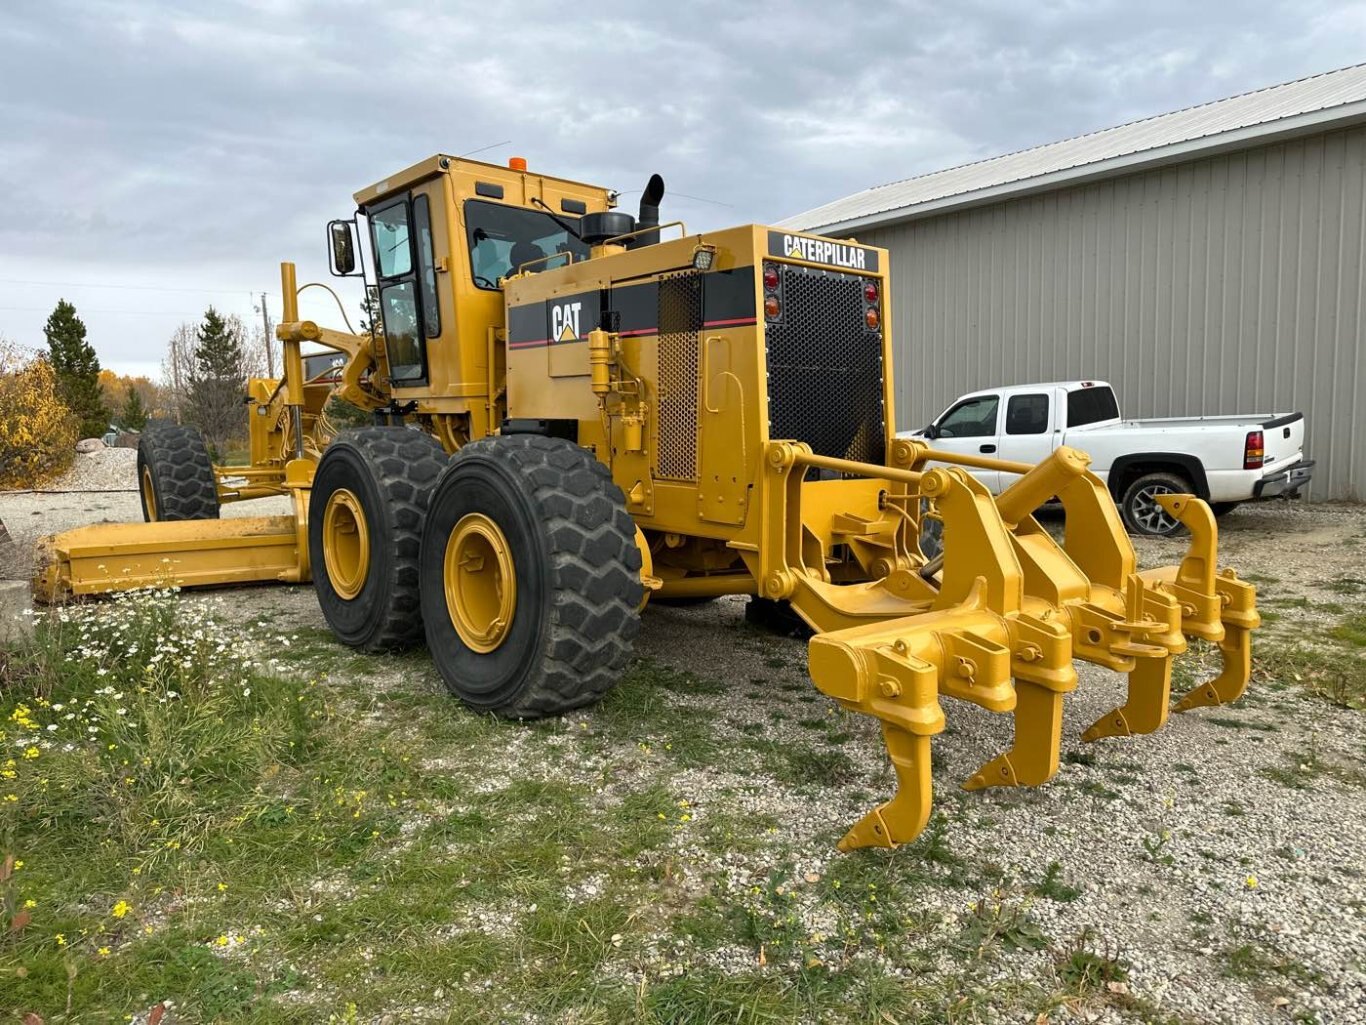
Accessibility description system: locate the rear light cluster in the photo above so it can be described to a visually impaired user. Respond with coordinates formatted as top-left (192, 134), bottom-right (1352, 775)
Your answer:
top-left (1244, 429), bottom-right (1265, 470)
top-left (863, 280), bottom-right (880, 331)
top-left (761, 261), bottom-right (883, 330)
top-left (762, 262), bottom-right (782, 320)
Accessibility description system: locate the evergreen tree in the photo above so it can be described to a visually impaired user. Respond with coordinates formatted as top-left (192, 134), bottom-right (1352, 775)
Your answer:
top-left (122, 388), bottom-right (149, 431)
top-left (185, 307), bottom-right (247, 457)
top-left (44, 299), bottom-right (108, 438)
top-left (359, 291), bottom-right (382, 336)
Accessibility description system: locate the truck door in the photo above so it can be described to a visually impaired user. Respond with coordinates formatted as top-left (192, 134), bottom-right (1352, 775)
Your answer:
top-left (927, 393), bottom-right (1002, 491)
top-left (994, 391), bottom-right (1055, 489)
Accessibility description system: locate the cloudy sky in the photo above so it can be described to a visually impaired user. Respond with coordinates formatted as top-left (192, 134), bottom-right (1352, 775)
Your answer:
top-left (3, 0), bottom-right (1365, 378)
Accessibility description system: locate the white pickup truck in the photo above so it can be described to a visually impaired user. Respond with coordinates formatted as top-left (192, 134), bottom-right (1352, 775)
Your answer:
top-left (906, 381), bottom-right (1313, 536)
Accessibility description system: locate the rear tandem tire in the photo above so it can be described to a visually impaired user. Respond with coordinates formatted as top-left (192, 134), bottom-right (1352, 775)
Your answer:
top-left (309, 427), bottom-right (448, 652)
top-left (418, 434), bottom-right (642, 719)
top-left (1119, 471), bottom-right (1192, 537)
top-left (136, 423), bottom-right (220, 522)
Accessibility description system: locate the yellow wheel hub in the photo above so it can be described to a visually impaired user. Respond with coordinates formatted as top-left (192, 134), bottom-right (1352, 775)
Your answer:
top-left (444, 512), bottom-right (517, 652)
top-left (322, 488), bottom-right (371, 600)
top-left (141, 466), bottom-right (157, 521)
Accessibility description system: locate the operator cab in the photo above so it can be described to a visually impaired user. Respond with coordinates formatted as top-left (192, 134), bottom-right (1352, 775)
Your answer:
top-left (323, 155), bottom-right (664, 446)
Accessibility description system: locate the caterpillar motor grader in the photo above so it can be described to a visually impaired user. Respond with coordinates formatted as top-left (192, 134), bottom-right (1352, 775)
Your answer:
top-left (33, 154), bottom-right (1260, 851)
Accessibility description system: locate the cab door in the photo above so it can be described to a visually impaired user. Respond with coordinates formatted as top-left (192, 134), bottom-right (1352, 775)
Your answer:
top-left (994, 390), bottom-right (1057, 489)
top-left (926, 393), bottom-right (1002, 491)
top-left (367, 189), bottom-right (444, 388)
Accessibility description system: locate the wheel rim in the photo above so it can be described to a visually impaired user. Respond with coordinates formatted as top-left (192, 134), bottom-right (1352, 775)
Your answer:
top-left (1132, 484), bottom-right (1180, 534)
top-left (444, 512), bottom-right (517, 653)
top-left (322, 488), bottom-right (371, 600)
top-left (141, 466), bottom-right (157, 521)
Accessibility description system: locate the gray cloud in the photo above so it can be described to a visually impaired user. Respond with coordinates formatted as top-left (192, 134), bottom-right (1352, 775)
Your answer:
top-left (2, 0), bottom-right (1364, 373)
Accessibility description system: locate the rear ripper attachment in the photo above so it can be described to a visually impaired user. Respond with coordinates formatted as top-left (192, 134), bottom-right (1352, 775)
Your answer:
top-left (747, 440), bottom-right (1259, 852)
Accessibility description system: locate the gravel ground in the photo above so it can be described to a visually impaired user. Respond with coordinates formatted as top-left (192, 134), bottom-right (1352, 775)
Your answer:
top-left (2, 459), bottom-right (1363, 1023)
top-left (13, 445), bottom-right (141, 492)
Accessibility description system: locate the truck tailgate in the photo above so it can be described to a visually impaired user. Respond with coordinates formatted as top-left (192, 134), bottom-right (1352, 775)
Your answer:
top-left (1261, 413), bottom-right (1305, 472)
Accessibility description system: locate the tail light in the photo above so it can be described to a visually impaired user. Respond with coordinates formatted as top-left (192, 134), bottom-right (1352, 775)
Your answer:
top-left (862, 277), bottom-right (881, 332)
top-left (1244, 430), bottom-right (1265, 470)
top-left (764, 294), bottom-right (781, 319)
top-left (762, 263), bottom-right (780, 291)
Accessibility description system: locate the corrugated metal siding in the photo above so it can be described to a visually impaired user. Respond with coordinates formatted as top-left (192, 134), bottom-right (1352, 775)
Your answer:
top-left (863, 124), bottom-right (1366, 500)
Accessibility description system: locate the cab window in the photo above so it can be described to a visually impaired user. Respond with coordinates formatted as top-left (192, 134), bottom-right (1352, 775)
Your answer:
top-left (414, 195), bottom-right (440, 338)
top-left (465, 200), bottom-right (589, 290)
top-left (368, 197), bottom-right (426, 383)
top-left (936, 395), bottom-right (999, 438)
top-left (1067, 385), bottom-right (1120, 427)
top-left (1005, 394), bottom-right (1049, 435)
top-left (371, 203), bottom-right (412, 278)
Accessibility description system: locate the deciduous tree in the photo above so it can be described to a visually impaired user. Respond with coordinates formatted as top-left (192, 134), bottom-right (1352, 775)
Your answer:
top-left (0, 340), bottom-right (78, 489)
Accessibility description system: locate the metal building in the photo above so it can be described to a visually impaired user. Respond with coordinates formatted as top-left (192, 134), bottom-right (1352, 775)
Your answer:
top-left (782, 64), bottom-right (1366, 500)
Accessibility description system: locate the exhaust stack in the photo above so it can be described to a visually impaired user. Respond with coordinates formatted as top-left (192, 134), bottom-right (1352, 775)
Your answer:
top-left (631, 173), bottom-right (665, 248)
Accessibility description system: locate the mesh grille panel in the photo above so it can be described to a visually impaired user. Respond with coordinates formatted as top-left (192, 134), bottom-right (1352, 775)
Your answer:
top-left (657, 271), bottom-right (702, 480)
top-left (765, 265), bottom-right (885, 465)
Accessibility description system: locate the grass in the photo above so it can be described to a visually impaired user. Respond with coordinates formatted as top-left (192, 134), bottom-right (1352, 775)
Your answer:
top-left (3, 588), bottom-right (1146, 1023)
top-left (1258, 740), bottom-right (1366, 791)
top-left (1329, 613), bottom-right (1366, 648)
top-left (1254, 632), bottom-right (1366, 710)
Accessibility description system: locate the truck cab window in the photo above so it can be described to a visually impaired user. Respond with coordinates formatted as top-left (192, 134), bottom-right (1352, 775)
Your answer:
top-left (1067, 386), bottom-right (1120, 427)
top-left (465, 200), bottom-right (589, 290)
top-left (937, 396), bottom-right (999, 438)
top-left (1006, 394), bottom-right (1049, 435)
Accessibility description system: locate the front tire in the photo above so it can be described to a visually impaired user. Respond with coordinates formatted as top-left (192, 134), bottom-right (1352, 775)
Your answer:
top-left (1119, 472), bottom-right (1191, 537)
top-left (309, 427), bottom-right (448, 652)
top-left (419, 435), bottom-right (642, 718)
top-left (137, 424), bottom-right (219, 522)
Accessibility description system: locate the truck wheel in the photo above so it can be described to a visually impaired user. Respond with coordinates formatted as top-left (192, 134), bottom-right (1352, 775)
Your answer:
top-left (137, 424), bottom-right (220, 522)
top-left (1210, 502), bottom-right (1241, 519)
top-left (309, 427), bottom-right (448, 652)
top-left (419, 435), bottom-right (642, 718)
top-left (1120, 472), bottom-right (1190, 537)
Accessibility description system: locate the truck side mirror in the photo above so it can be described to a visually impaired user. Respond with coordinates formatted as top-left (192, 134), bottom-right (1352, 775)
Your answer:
top-left (328, 220), bottom-right (358, 276)
top-left (923, 423), bottom-right (939, 440)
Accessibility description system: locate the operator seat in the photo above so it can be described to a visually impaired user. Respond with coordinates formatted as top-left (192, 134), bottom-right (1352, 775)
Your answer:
top-left (509, 240), bottom-right (548, 275)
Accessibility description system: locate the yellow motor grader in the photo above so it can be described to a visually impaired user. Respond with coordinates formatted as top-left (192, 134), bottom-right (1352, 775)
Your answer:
top-left (33, 154), bottom-right (1260, 851)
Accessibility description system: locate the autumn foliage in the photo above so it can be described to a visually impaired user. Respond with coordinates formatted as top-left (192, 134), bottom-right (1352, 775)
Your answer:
top-left (0, 341), bottom-right (78, 490)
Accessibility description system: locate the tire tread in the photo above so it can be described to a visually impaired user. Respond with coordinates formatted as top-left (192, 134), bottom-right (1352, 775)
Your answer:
top-left (441, 434), bottom-right (641, 718)
top-left (137, 424), bottom-right (220, 521)
top-left (318, 427), bottom-right (448, 652)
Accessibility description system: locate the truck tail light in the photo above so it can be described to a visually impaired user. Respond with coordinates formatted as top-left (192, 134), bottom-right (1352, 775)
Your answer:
top-left (1244, 430), bottom-right (1265, 470)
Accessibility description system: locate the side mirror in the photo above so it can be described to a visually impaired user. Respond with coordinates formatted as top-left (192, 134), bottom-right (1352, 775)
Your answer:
top-left (328, 220), bottom-right (357, 276)
top-left (923, 423), bottom-right (939, 440)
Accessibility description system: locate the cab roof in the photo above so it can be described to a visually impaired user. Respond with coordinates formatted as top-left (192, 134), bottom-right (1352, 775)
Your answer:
top-left (957, 380), bottom-right (1114, 401)
top-left (353, 154), bottom-right (616, 207)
